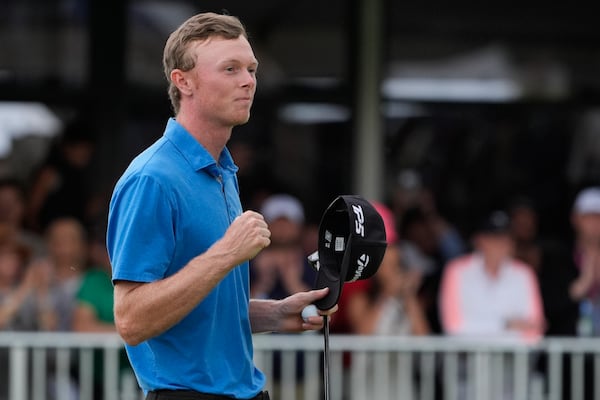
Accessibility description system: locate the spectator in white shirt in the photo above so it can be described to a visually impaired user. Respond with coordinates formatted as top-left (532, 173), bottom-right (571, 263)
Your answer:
top-left (439, 210), bottom-right (545, 341)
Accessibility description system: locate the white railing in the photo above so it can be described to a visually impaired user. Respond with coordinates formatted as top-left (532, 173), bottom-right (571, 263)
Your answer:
top-left (1, 332), bottom-right (599, 400)
top-left (0, 332), bottom-right (140, 400)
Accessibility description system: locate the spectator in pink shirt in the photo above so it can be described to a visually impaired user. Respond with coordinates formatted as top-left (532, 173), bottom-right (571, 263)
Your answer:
top-left (439, 210), bottom-right (544, 341)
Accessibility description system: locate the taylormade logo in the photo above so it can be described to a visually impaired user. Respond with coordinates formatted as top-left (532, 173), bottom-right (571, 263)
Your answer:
top-left (350, 254), bottom-right (370, 282)
top-left (352, 205), bottom-right (365, 237)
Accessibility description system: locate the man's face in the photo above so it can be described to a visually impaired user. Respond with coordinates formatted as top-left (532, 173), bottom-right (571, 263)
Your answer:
top-left (185, 36), bottom-right (258, 127)
top-left (268, 218), bottom-right (302, 249)
top-left (0, 187), bottom-right (24, 225)
top-left (475, 232), bottom-right (514, 259)
top-left (573, 213), bottom-right (600, 246)
top-left (47, 219), bottom-right (87, 266)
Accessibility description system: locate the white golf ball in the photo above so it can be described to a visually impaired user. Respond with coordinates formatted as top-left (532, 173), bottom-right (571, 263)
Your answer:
top-left (301, 305), bottom-right (319, 321)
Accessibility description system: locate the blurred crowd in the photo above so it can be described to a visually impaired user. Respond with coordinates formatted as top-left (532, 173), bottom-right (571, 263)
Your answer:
top-left (0, 121), bottom-right (128, 400)
top-left (250, 180), bottom-right (600, 399)
top-left (248, 179), bottom-right (599, 343)
top-left (2, 118), bottom-right (600, 399)
top-left (3, 119), bottom-right (596, 339)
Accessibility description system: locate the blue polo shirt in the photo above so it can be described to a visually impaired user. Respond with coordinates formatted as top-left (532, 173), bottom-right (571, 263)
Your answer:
top-left (107, 118), bottom-right (265, 398)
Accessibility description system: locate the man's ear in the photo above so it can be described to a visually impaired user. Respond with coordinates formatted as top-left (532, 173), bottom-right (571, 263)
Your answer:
top-left (170, 69), bottom-right (193, 96)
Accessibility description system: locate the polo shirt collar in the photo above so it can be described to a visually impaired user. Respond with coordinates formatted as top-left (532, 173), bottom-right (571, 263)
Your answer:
top-left (164, 118), bottom-right (238, 174)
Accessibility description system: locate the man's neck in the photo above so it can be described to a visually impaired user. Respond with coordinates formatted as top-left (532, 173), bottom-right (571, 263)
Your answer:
top-left (482, 254), bottom-right (503, 278)
top-left (175, 113), bottom-right (232, 162)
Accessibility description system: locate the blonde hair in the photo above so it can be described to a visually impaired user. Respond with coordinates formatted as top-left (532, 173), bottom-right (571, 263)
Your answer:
top-left (162, 12), bottom-right (247, 115)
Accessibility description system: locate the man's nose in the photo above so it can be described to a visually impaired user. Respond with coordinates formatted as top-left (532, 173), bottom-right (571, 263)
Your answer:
top-left (241, 71), bottom-right (256, 88)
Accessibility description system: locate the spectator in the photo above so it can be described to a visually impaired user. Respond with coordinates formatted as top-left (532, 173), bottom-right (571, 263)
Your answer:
top-left (399, 199), bottom-right (466, 334)
top-left (389, 172), bottom-right (466, 334)
top-left (248, 193), bottom-right (317, 394)
top-left (508, 196), bottom-right (542, 271)
top-left (0, 242), bottom-right (31, 400)
top-left (26, 119), bottom-right (95, 233)
top-left (439, 210), bottom-right (544, 340)
top-left (507, 196), bottom-right (578, 336)
top-left (568, 187), bottom-right (600, 333)
top-left (391, 169), bottom-right (466, 266)
top-left (0, 241), bottom-right (33, 329)
top-left (346, 244), bottom-right (429, 336)
top-left (0, 178), bottom-right (45, 257)
top-left (327, 201), bottom-right (397, 335)
top-left (247, 194), bottom-right (317, 394)
top-left (551, 186), bottom-right (600, 400)
top-left (72, 226), bottom-right (133, 399)
top-left (72, 227), bottom-right (115, 332)
top-left (329, 202), bottom-right (406, 335)
top-left (250, 194), bottom-right (316, 300)
top-left (329, 280), bottom-right (369, 335)
top-left (391, 168), bottom-right (423, 219)
top-left (0, 241), bottom-right (60, 400)
top-left (439, 210), bottom-right (545, 400)
top-left (23, 217), bottom-right (87, 332)
top-left (344, 201), bottom-right (429, 336)
top-left (11, 217), bottom-right (89, 399)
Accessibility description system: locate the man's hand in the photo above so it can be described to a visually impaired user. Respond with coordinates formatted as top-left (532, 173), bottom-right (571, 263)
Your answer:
top-left (505, 317), bottom-right (545, 335)
top-left (570, 248), bottom-right (600, 300)
top-left (249, 288), bottom-right (338, 333)
top-left (215, 211), bottom-right (271, 266)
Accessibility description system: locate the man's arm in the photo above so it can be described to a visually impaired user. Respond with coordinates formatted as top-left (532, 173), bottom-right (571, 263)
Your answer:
top-left (249, 288), bottom-right (337, 333)
top-left (114, 211), bottom-right (270, 346)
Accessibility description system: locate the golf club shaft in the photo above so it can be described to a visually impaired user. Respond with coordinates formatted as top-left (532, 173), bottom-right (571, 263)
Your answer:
top-left (323, 315), bottom-right (330, 400)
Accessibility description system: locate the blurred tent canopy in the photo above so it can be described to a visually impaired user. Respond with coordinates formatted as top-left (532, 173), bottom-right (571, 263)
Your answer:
top-left (0, 102), bottom-right (62, 182)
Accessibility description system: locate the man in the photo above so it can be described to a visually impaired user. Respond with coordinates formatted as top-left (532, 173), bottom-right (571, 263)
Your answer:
top-left (568, 186), bottom-right (600, 334)
top-left (107, 13), bottom-right (335, 400)
top-left (250, 193), bottom-right (315, 300)
top-left (439, 210), bottom-right (544, 341)
top-left (0, 178), bottom-right (45, 257)
top-left (569, 188), bottom-right (600, 299)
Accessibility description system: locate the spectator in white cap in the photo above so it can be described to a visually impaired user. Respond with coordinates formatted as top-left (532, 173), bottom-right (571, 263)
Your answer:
top-left (550, 186), bottom-right (600, 400)
top-left (569, 187), bottom-right (600, 324)
top-left (249, 194), bottom-right (317, 385)
top-left (250, 194), bottom-right (316, 300)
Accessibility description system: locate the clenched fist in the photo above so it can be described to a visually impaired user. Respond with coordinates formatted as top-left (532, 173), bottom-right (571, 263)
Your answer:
top-left (215, 211), bottom-right (271, 267)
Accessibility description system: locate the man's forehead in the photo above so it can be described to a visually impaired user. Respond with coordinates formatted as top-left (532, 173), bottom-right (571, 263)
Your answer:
top-left (578, 213), bottom-right (600, 219)
top-left (191, 36), bottom-right (256, 60)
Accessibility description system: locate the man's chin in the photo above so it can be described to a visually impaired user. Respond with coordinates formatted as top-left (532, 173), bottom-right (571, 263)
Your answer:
top-left (232, 113), bottom-right (251, 127)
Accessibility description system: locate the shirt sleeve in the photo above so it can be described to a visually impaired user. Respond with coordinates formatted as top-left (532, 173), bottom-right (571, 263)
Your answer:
top-left (107, 174), bottom-right (176, 283)
top-left (439, 260), bottom-right (463, 334)
top-left (521, 266), bottom-right (545, 341)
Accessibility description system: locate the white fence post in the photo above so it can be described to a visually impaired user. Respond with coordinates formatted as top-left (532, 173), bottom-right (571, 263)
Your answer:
top-left (9, 345), bottom-right (27, 400)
